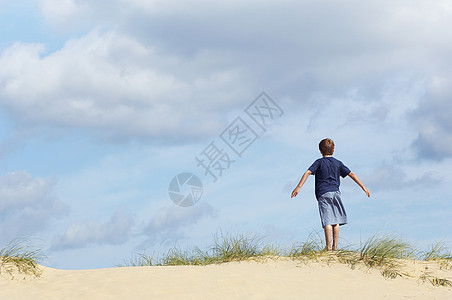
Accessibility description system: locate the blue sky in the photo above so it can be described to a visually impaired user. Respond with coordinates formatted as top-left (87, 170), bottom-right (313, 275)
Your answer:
top-left (1, 0), bottom-right (451, 270)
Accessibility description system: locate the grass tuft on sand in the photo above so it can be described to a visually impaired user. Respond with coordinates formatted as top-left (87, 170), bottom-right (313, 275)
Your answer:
top-left (122, 231), bottom-right (282, 267)
top-left (335, 234), bottom-right (413, 279)
top-left (121, 231), bottom-right (452, 287)
top-left (0, 238), bottom-right (44, 278)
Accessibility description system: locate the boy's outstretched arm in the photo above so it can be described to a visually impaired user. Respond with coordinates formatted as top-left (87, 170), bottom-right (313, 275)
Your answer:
top-left (291, 170), bottom-right (312, 198)
top-left (348, 172), bottom-right (371, 197)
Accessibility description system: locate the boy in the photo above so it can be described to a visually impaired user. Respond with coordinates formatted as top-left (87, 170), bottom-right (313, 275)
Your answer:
top-left (291, 138), bottom-right (370, 251)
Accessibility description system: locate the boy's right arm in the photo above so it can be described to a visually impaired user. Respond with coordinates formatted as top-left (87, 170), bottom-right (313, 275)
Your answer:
top-left (348, 172), bottom-right (371, 197)
top-left (291, 170), bottom-right (312, 198)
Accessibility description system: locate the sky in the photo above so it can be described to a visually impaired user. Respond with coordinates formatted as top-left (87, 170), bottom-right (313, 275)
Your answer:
top-left (0, 0), bottom-right (451, 270)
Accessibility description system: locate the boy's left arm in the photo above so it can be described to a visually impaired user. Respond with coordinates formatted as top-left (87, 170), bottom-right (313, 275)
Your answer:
top-left (348, 172), bottom-right (371, 197)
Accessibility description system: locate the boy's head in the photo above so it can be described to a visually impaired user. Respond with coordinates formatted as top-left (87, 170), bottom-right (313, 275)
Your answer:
top-left (319, 138), bottom-right (335, 156)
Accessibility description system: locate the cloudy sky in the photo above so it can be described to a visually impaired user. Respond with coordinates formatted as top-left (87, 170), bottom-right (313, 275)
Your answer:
top-left (1, 0), bottom-right (451, 269)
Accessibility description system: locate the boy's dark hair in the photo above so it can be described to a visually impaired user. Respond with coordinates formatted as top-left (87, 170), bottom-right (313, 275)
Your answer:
top-left (319, 138), bottom-right (335, 156)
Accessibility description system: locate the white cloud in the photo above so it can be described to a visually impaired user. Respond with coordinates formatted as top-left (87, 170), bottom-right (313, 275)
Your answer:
top-left (0, 30), bottom-right (248, 141)
top-left (411, 73), bottom-right (452, 160)
top-left (40, 0), bottom-right (79, 22)
top-left (147, 203), bottom-right (216, 230)
top-left (365, 165), bottom-right (440, 192)
top-left (0, 171), bottom-right (68, 242)
top-left (51, 207), bottom-right (135, 250)
top-left (141, 202), bottom-right (216, 246)
top-left (1, 0), bottom-right (451, 147)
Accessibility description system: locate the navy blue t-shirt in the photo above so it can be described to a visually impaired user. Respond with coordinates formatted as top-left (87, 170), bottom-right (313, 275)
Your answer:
top-left (308, 157), bottom-right (351, 199)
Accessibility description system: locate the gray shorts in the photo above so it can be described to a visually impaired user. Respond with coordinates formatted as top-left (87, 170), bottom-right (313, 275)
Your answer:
top-left (317, 191), bottom-right (347, 228)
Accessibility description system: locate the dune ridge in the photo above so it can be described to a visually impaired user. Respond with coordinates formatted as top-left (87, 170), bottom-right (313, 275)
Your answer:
top-left (0, 256), bottom-right (451, 300)
top-left (1, 233), bottom-right (452, 299)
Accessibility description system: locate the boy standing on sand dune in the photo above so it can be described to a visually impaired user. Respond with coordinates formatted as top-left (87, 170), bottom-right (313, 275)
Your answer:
top-left (291, 138), bottom-right (370, 251)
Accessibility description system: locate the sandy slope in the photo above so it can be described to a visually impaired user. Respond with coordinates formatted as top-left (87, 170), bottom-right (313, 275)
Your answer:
top-left (0, 258), bottom-right (451, 299)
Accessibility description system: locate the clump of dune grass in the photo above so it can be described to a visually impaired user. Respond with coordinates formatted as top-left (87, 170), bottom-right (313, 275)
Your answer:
top-left (120, 231), bottom-right (279, 267)
top-left (417, 242), bottom-right (452, 287)
top-left (0, 238), bottom-right (44, 278)
top-left (421, 241), bottom-right (452, 261)
top-left (420, 241), bottom-right (452, 271)
top-left (289, 231), bottom-right (324, 260)
top-left (209, 231), bottom-right (274, 263)
top-left (428, 277), bottom-right (452, 287)
top-left (357, 234), bottom-right (413, 263)
top-left (419, 273), bottom-right (452, 287)
top-left (121, 231), bottom-right (452, 287)
top-left (336, 234), bottom-right (413, 279)
top-left (122, 251), bottom-right (154, 267)
top-left (419, 265), bottom-right (452, 287)
top-left (160, 246), bottom-right (210, 266)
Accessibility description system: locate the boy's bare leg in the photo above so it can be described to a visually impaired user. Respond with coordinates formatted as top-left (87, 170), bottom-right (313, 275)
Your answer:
top-left (323, 225), bottom-right (332, 251)
top-left (332, 224), bottom-right (339, 251)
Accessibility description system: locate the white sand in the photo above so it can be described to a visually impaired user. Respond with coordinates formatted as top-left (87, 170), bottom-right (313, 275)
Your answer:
top-left (1, 258), bottom-right (451, 299)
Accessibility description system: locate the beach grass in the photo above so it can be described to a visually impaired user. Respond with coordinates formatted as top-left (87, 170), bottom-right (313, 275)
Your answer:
top-left (0, 238), bottom-right (44, 278)
top-left (289, 231), bottom-right (324, 255)
top-left (121, 231), bottom-right (282, 267)
top-left (121, 231), bottom-right (451, 287)
top-left (421, 241), bottom-right (452, 261)
top-left (335, 234), bottom-right (413, 279)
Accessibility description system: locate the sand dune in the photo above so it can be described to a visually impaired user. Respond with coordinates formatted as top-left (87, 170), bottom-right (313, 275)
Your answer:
top-left (1, 258), bottom-right (451, 299)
